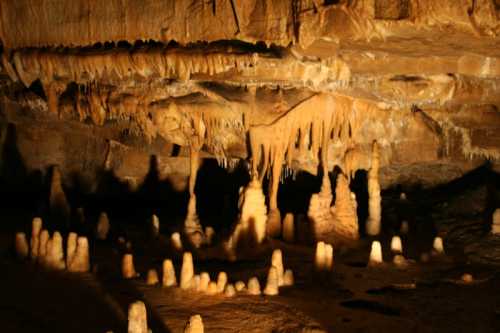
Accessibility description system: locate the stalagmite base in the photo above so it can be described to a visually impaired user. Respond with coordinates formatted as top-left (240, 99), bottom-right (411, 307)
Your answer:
top-left (146, 269), bottom-right (159, 285)
top-left (180, 252), bottom-right (194, 290)
top-left (216, 272), bottom-right (228, 293)
top-left (122, 254), bottom-right (137, 279)
top-left (247, 277), bottom-right (261, 295)
top-left (128, 301), bottom-right (148, 333)
top-left (162, 259), bottom-right (177, 287)
top-left (264, 266), bottom-right (279, 296)
top-left (184, 314), bottom-right (204, 333)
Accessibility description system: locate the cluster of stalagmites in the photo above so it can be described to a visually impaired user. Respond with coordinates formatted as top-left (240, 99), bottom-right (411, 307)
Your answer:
top-left (126, 249), bottom-right (293, 298)
top-left (15, 217), bottom-right (90, 272)
top-left (126, 300), bottom-right (204, 333)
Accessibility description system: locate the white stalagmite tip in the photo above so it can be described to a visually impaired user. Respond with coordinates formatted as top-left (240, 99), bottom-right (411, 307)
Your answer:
top-left (162, 259), bottom-right (177, 287)
top-left (122, 254), bottom-right (137, 279)
top-left (247, 277), bottom-right (261, 295)
top-left (128, 301), bottom-right (148, 333)
top-left (390, 235), bottom-right (403, 254)
top-left (216, 272), bottom-right (227, 293)
top-left (184, 314), bottom-right (204, 333)
top-left (146, 269), bottom-right (159, 285)
top-left (180, 252), bottom-right (194, 290)
top-left (369, 240), bottom-right (383, 266)
top-left (432, 236), bottom-right (444, 254)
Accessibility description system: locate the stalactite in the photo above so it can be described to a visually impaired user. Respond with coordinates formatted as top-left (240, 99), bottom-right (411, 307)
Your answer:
top-left (366, 141), bottom-right (381, 236)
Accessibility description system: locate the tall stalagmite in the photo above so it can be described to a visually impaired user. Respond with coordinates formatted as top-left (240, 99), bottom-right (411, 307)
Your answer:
top-left (366, 141), bottom-right (382, 236)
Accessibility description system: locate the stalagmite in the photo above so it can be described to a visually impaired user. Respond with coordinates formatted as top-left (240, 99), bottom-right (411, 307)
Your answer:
top-left (369, 241), bottom-right (383, 266)
top-left (366, 141), bottom-right (382, 236)
top-left (191, 274), bottom-right (201, 290)
top-left (204, 226), bottom-right (215, 245)
top-left (66, 232), bottom-right (77, 267)
top-left (180, 252), bottom-right (194, 290)
top-left (38, 230), bottom-right (49, 263)
top-left (393, 255), bottom-right (408, 268)
top-left (247, 277), bottom-right (261, 295)
top-left (206, 281), bottom-right (218, 295)
top-left (315, 241), bottom-right (326, 271)
top-left (46, 231), bottom-right (65, 270)
top-left (68, 236), bottom-right (90, 272)
top-left (128, 301), bottom-right (148, 333)
top-left (49, 165), bottom-right (71, 224)
top-left (146, 269), bottom-right (159, 285)
top-left (400, 193), bottom-right (407, 200)
top-left (461, 273), bottom-right (474, 284)
top-left (283, 269), bottom-right (294, 286)
top-left (216, 272), bottom-right (228, 293)
top-left (331, 174), bottom-right (359, 241)
top-left (224, 284), bottom-right (236, 297)
top-left (15, 232), bottom-right (29, 259)
top-left (271, 249), bottom-right (284, 286)
top-left (122, 254), bottom-right (137, 279)
top-left (491, 209), bottom-right (500, 235)
top-left (184, 314), bottom-right (204, 333)
top-left (324, 243), bottom-right (334, 271)
top-left (235, 281), bottom-right (246, 292)
top-left (184, 135), bottom-right (205, 249)
top-left (162, 259), bottom-right (177, 287)
top-left (30, 217), bottom-right (43, 259)
top-left (171, 232), bottom-right (183, 252)
top-left (199, 272), bottom-right (210, 292)
top-left (96, 212), bottom-right (110, 240)
top-left (432, 237), bottom-right (445, 255)
top-left (231, 178), bottom-right (268, 246)
top-left (390, 236), bottom-right (403, 253)
top-left (264, 266), bottom-right (279, 296)
top-left (282, 213), bottom-right (295, 243)
top-left (151, 214), bottom-right (160, 237)
top-left (308, 176), bottom-right (334, 242)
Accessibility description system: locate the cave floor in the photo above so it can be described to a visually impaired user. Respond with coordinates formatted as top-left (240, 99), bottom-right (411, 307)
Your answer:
top-left (1, 228), bottom-right (499, 333)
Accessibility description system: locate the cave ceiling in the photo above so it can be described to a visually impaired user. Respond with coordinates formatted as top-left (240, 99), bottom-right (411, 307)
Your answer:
top-left (0, 0), bottom-right (499, 188)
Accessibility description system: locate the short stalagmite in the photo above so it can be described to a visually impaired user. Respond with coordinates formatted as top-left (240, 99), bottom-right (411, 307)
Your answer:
top-left (162, 259), bottom-right (177, 287)
top-left (206, 281), bottom-right (218, 295)
top-left (96, 212), bottom-right (110, 240)
top-left (390, 236), bottom-right (403, 254)
top-left (15, 232), bottom-right (29, 259)
top-left (366, 141), bottom-right (382, 236)
top-left (128, 301), bottom-right (148, 333)
top-left (199, 272), bottom-right (210, 292)
top-left (432, 237), bottom-right (445, 255)
top-left (393, 254), bottom-right (408, 268)
top-left (171, 232), bottom-right (183, 252)
top-left (38, 229), bottom-right (49, 262)
top-left (180, 252), bottom-right (194, 290)
top-left (271, 249), bottom-right (284, 286)
top-left (369, 241), bottom-right (383, 266)
top-left (491, 209), bottom-right (500, 235)
top-left (191, 274), bottom-right (201, 290)
top-left (282, 213), bottom-right (295, 243)
top-left (235, 281), bottom-right (245, 292)
top-left (324, 243), bottom-right (334, 271)
top-left (184, 314), bottom-right (204, 333)
top-left (247, 277), bottom-right (261, 295)
top-left (264, 266), bottom-right (279, 296)
top-left (146, 269), bottom-right (159, 285)
top-left (216, 272), bottom-right (228, 293)
top-left (68, 236), bottom-right (90, 272)
top-left (122, 254), bottom-right (137, 279)
top-left (66, 232), bottom-right (77, 267)
top-left (46, 231), bottom-right (65, 270)
top-left (30, 217), bottom-right (43, 259)
top-left (315, 241), bottom-right (326, 271)
top-left (224, 284), bottom-right (236, 297)
top-left (283, 269), bottom-right (294, 286)
top-left (151, 214), bottom-right (160, 237)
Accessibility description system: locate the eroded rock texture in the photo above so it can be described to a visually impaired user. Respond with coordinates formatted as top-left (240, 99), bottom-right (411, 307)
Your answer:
top-left (0, 1), bottom-right (499, 241)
